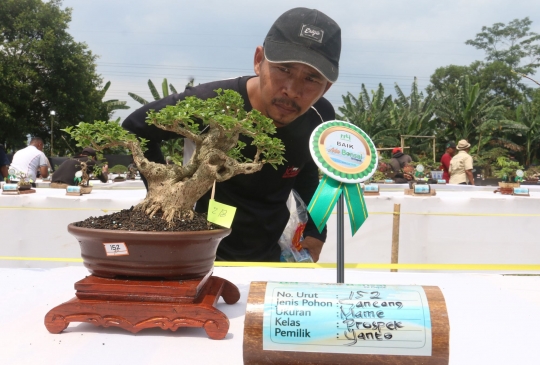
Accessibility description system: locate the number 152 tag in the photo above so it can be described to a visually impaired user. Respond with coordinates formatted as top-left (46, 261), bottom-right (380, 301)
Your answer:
top-left (207, 199), bottom-right (237, 228)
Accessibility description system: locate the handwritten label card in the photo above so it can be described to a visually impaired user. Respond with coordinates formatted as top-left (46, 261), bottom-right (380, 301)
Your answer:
top-left (513, 187), bottom-right (529, 196)
top-left (207, 199), bottom-right (236, 228)
top-left (103, 242), bottom-right (129, 256)
top-left (413, 185), bottom-right (430, 194)
top-left (2, 184), bottom-right (18, 191)
top-left (364, 185), bottom-right (379, 193)
top-left (263, 282), bottom-right (432, 356)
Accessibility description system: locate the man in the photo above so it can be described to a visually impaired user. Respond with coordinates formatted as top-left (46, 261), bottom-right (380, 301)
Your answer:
top-left (9, 137), bottom-right (49, 182)
top-left (122, 8), bottom-right (340, 262)
top-left (0, 144), bottom-right (9, 181)
top-left (51, 147), bottom-right (108, 188)
top-left (449, 139), bottom-right (474, 185)
top-left (388, 147), bottom-right (412, 176)
top-left (440, 141), bottom-right (456, 183)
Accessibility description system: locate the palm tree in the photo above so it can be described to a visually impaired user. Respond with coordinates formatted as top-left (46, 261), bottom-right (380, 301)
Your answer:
top-left (515, 100), bottom-right (540, 166)
top-left (99, 81), bottom-right (130, 120)
top-left (128, 78), bottom-right (178, 105)
top-left (338, 84), bottom-right (399, 147)
top-left (434, 76), bottom-right (514, 154)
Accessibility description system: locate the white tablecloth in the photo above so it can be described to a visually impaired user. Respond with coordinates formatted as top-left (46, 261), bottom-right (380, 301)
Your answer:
top-left (0, 266), bottom-right (539, 365)
top-left (0, 188), bottom-right (145, 268)
top-left (36, 178), bottom-right (145, 190)
top-left (2, 188), bottom-right (540, 270)
top-left (322, 189), bottom-right (540, 267)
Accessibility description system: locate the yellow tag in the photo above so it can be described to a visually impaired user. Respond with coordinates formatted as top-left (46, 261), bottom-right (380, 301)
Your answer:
top-left (207, 199), bottom-right (237, 228)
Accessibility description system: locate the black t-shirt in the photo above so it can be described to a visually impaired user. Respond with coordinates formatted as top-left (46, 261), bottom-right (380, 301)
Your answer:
top-left (52, 157), bottom-right (107, 185)
top-left (122, 76), bottom-right (335, 261)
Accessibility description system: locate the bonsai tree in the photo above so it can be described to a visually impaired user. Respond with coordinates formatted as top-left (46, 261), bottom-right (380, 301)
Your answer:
top-left (63, 89), bottom-right (285, 224)
top-left (109, 164), bottom-right (129, 175)
top-left (493, 156), bottom-right (524, 182)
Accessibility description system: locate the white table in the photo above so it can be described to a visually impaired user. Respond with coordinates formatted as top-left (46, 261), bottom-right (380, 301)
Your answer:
top-left (2, 188), bottom-right (540, 271)
top-left (35, 178), bottom-right (145, 190)
top-left (322, 189), bottom-right (540, 267)
top-left (0, 188), bottom-right (145, 268)
top-left (0, 266), bottom-right (538, 365)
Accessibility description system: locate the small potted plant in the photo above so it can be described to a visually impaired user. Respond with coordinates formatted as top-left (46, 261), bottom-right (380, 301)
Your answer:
top-left (73, 161), bottom-right (93, 194)
top-left (14, 172), bottom-right (33, 191)
top-left (62, 89), bottom-right (284, 279)
top-left (108, 164), bottom-right (128, 181)
top-left (493, 156), bottom-right (523, 194)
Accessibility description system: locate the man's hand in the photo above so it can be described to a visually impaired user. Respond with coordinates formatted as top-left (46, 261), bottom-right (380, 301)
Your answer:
top-left (300, 236), bottom-right (324, 262)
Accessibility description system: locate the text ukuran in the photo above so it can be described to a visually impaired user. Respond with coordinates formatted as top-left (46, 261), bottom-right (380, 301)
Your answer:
top-left (262, 282), bottom-right (432, 356)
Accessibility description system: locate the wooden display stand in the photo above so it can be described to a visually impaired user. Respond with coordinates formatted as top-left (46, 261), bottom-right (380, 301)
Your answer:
top-left (244, 282), bottom-right (449, 365)
top-left (45, 272), bottom-right (240, 339)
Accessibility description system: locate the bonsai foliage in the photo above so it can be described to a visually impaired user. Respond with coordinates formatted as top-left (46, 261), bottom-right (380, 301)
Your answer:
top-left (492, 156), bottom-right (524, 181)
top-left (64, 89), bottom-right (285, 222)
top-left (109, 165), bottom-right (129, 174)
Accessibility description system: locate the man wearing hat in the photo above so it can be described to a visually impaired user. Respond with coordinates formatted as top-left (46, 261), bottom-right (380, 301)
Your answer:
top-left (440, 141), bottom-right (456, 183)
top-left (51, 147), bottom-right (109, 188)
top-left (122, 8), bottom-right (341, 262)
top-left (449, 139), bottom-right (474, 185)
top-left (388, 147), bottom-right (413, 176)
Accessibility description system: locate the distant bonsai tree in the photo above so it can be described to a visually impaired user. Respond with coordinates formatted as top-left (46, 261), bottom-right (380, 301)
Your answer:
top-left (109, 165), bottom-right (129, 174)
top-left (64, 89), bottom-right (285, 223)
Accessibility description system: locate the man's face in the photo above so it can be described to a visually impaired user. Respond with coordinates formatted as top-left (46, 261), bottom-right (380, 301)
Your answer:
top-left (447, 147), bottom-right (456, 155)
top-left (252, 47), bottom-right (332, 127)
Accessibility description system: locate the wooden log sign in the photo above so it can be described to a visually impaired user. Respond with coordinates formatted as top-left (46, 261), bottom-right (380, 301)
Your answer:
top-left (244, 282), bottom-right (449, 365)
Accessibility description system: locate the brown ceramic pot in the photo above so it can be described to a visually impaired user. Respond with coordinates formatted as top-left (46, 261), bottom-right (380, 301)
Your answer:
top-left (68, 224), bottom-right (231, 279)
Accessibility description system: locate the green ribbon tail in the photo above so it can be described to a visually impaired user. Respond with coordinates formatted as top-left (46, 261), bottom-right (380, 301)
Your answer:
top-left (307, 175), bottom-right (343, 233)
top-left (343, 183), bottom-right (369, 235)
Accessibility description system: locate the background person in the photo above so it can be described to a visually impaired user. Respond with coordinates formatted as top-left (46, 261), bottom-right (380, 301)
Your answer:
top-left (9, 137), bottom-right (49, 183)
top-left (51, 147), bottom-right (108, 188)
top-left (122, 7), bottom-right (341, 262)
top-left (0, 144), bottom-right (9, 181)
top-left (388, 147), bottom-right (413, 176)
top-left (440, 141), bottom-right (456, 183)
top-left (449, 139), bottom-right (474, 185)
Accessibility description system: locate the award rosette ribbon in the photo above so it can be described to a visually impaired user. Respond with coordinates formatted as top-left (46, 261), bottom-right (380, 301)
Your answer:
top-left (308, 121), bottom-right (378, 235)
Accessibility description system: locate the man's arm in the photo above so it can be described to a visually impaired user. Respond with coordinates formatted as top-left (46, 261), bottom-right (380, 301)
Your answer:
top-left (464, 155), bottom-right (474, 185)
top-left (465, 169), bottom-right (474, 185)
top-left (1, 165), bottom-right (7, 180)
top-left (39, 165), bottom-right (49, 178)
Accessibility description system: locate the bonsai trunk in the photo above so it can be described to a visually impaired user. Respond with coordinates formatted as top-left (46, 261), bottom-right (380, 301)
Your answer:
top-left (129, 127), bottom-right (264, 223)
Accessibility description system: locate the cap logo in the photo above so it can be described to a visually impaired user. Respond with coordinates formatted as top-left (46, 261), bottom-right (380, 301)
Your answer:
top-left (299, 24), bottom-right (324, 43)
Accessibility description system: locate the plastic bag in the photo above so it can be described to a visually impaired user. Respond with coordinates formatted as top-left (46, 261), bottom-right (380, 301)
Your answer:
top-left (278, 190), bottom-right (314, 263)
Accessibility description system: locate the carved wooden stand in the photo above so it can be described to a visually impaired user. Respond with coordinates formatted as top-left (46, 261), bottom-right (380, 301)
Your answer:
top-left (44, 272), bottom-right (240, 339)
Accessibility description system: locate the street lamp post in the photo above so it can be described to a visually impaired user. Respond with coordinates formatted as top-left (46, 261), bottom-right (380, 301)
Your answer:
top-left (50, 110), bottom-right (56, 156)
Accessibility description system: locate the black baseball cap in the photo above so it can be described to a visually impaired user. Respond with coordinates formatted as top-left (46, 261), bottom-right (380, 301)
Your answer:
top-left (81, 147), bottom-right (97, 157)
top-left (263, 8), bottom-right (341, 83)
top-left (446, 141), bottom-right (456, 149)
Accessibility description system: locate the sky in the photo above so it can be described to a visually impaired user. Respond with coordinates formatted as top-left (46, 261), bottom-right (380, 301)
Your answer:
top-left (61, 0), bottom-right (539, 121)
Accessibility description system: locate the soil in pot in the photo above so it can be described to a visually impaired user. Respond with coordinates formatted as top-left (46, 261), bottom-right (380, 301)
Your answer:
top-left (74, 206), bottom-right (218, 231)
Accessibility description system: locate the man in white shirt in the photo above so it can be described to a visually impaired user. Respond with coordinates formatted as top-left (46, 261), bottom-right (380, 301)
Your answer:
top-left (449, 139), bottom-right (474, 185)
top-left (9, 137), bottom-right (50, 182)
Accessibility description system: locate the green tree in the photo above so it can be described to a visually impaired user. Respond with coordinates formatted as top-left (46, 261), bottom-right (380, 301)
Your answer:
top-left (391, 78), bottom-right (436, 136)
top-left (466, 17), bottom-right (540, 105)
top-left (515, 98), bottom-right (540, 166)
top-left (434, 76), bottom-right (521, 154)
top-left (0, 0), bottom-right (108, 152)
top-left (338, 84), bottom-right (399, 147)
top-left (128, 78), bottom-right (178, 105)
